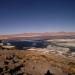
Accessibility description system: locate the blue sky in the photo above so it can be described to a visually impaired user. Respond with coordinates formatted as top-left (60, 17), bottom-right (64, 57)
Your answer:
top-left (0, 0), bottom-right (75, 34)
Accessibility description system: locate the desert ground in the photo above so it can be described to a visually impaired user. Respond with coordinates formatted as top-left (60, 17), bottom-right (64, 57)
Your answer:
top-left (0, 32), bottom-right (75, 75)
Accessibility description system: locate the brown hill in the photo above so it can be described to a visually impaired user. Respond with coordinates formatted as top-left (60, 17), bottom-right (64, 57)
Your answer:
top-left (0, 32), bottom-right (75, 40)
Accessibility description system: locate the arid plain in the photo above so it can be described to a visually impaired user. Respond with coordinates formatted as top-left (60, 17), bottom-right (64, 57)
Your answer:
top-left (0, 32), bottom-right (75, 75)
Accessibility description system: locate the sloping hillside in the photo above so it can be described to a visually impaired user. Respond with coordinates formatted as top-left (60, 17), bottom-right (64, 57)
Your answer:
top-left (0, 49), bottom-right (75, 75)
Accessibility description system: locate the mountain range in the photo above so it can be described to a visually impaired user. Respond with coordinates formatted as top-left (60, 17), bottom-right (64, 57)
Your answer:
top-left (0, 32), bottom-right (75, 40)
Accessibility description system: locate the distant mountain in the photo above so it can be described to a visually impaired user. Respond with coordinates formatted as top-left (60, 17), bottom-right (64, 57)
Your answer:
top-left (0, 32), bottom-right (75, 40)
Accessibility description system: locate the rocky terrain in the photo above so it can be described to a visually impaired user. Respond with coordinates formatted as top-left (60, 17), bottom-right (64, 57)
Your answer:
top-left (0, 32), bottom-right (75, 75)
top-left (0, 48), bottom-right (75, 75)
